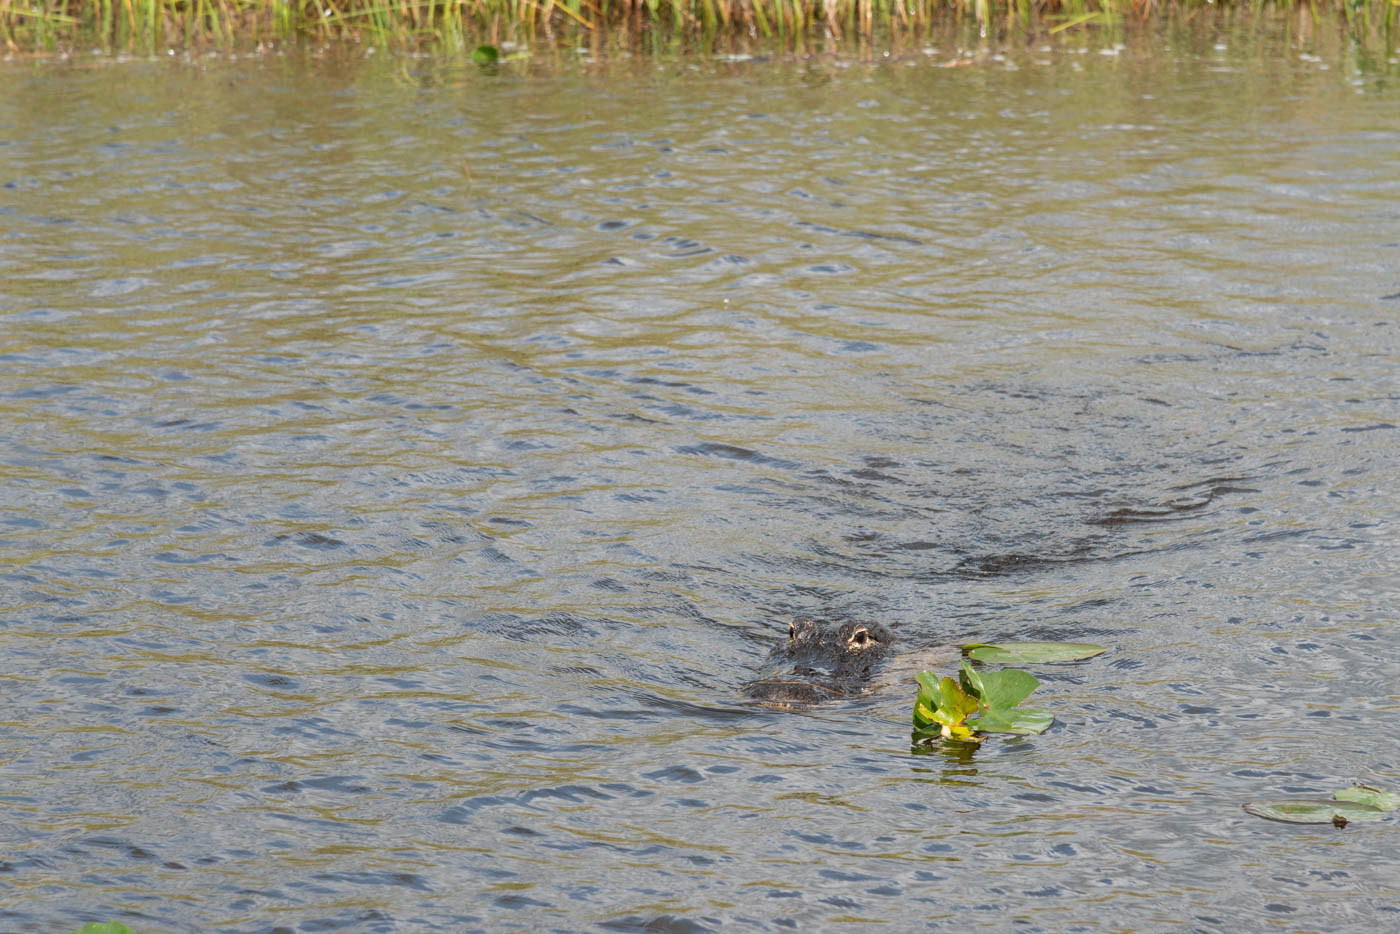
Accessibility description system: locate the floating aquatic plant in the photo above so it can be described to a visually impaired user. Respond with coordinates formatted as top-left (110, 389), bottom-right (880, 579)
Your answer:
top-left (912, 639), bottom-right (1107, 743)
top-left (1244, 784), bottom-right (1400, 827)
top-left (913, 660), bottom-right (1053, 742)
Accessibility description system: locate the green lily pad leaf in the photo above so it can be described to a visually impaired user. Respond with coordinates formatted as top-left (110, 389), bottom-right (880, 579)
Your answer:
top-left (1334, 784), bottom-right (1400, 811)
top-left (961, 661), bottom-right (1040, 711)
top-left (471, 44), bottom-right (500, 65)
top-left (68, 924), bottom-right (139, 934)
top-left (1243, 799), bottom-right (1388, 825)
top-left (963, 642), bottom-right (1106, 664)
top-left (972, 705), bottom-right (1055, 735)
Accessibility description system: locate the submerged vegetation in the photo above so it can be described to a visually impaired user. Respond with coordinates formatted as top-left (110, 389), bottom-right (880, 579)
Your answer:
top-left (1, 0), bottom-right (1397, 53)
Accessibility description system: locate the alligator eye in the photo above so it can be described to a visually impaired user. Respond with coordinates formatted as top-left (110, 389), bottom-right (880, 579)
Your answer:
top-left (788, 622), bottom-right (797, 640)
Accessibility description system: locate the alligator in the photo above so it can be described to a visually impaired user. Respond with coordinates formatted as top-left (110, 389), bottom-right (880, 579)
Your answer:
top-left (743, 617), bottom-right (956, 708)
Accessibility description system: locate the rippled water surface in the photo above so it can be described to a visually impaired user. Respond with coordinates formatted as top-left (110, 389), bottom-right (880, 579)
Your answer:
top-left (2, 25), bottom-right (1398, 933)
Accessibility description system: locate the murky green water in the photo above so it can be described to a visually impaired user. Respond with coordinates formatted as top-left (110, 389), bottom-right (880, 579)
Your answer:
top-left (2, 21), bottom-right (1398, 933)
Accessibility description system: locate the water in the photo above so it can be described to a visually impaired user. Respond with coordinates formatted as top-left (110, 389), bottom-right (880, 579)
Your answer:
top-left (1, 23), bottom-right (1398, 933)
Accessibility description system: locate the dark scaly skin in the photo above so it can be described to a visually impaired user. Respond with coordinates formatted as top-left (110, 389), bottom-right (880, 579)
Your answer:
top-left (743, 618), bottom-right (897, 707)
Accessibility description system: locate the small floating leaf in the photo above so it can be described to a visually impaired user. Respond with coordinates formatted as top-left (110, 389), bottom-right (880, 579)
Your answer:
top-left (972, 705), bottom-right (1054, 735)
top-left (963, 642), bottom-right (1106, 664)
top-left (471, 44), bottom-right (500, 65)
top-left (956, 661), bottom-right (1052, 734)
top-left (960, 662), bottom-right (1040, 711)
top-left (1334, 784), bottom-right (1400, 811)
top-left (68, 924), bottom-right (139, 934)
top-left (1242, 799), bottom-right (1387, 825)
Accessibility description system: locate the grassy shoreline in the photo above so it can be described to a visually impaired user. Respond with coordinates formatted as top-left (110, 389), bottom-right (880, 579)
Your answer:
top-left (1, 0), bottom-right (1394, 54)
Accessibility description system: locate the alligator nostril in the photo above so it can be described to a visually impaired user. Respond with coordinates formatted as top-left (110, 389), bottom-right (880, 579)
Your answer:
top-left (851, 628), bottom-right (869, 646)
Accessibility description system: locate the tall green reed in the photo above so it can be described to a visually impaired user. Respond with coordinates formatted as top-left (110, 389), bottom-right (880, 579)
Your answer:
top-left (1, 0), bottom-right (1394, 53)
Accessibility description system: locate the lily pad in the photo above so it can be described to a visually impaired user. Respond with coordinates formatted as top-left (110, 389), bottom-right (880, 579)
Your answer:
top-left (471, 44), bottom-right (500, 66)
top-left (68, 924), bottom-right (139, 934)
top-left (1242, 799), bottom-right (1388, 825)
top-left (972, 705), bottom-right (1055, 735)
top-left (959, 661), bottom-right (1039, 711)
top-left (963, 641), bottom-right (1106, 664)
top-left (1334, 784), bottom-right (1400, 811)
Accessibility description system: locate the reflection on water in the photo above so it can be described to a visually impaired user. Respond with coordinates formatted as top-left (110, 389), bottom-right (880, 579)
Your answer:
top-left (2, 21), bottom-right (1398, 934)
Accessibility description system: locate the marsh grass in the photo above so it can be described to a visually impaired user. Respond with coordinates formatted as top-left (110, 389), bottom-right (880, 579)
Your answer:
top-left (0, 0), bottom-right (1394, 53)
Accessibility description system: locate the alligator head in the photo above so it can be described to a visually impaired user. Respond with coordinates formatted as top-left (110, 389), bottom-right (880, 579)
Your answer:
top-left (743, 618), bottom-right (896, 707)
